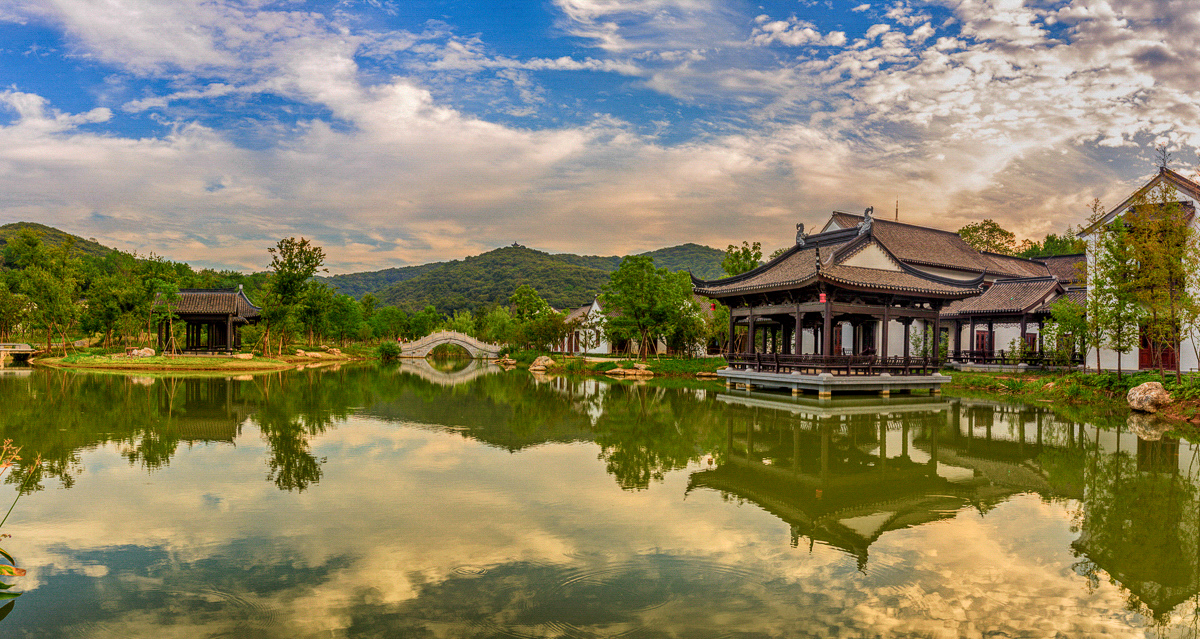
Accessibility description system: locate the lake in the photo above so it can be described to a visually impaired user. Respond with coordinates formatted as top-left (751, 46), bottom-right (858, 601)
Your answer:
top-left (0, 361), bottom-right (1194, 637)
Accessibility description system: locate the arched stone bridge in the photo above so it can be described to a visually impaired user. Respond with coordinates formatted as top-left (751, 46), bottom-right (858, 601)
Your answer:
top-left (399, 331), bottom-right (504, 359)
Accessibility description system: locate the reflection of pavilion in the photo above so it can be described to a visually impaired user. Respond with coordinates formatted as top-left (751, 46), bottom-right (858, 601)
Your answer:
top-left (396, 358), bottom-right (500, 386)
top-left (690, 394), bottom-right (1009, 567)
top-left (157, 377), bottom-right (257, 442)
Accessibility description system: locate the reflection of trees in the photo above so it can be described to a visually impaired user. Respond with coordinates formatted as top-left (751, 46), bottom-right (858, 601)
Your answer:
top-left (590, 384), bottom-right (726, 490)
top-left (1071, 429), bottom-right (1199, 623)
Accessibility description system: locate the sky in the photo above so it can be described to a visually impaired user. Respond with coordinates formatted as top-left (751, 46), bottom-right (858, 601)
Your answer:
top-left (0, 0), bottom-right (1198, 274)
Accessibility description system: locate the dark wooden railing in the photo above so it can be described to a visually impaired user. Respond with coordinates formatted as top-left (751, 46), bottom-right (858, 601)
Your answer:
top-left (947, 350), bottom-right (1084, 366)
top-left (723, 352), bottom-right (943, 376)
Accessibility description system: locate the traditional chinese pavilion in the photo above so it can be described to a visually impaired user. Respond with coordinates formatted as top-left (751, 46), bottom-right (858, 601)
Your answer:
top-left (157, 286), bottom-right (261, 354)
top-left (693, 209), bottom-right (985, 395)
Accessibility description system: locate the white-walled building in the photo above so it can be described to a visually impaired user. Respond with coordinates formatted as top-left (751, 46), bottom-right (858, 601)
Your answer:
top-left (1078, 167), bottom-right (1200, 372)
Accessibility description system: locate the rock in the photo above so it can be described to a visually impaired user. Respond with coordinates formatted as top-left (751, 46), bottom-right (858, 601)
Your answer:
top-left (1128, 412), bottom-right (1173, 440)
top-left (529, 365), bottom-right (547, 373)
top-left (233, 353), bottom-right (253, 360)
top-left (1043, 382), bottom-right (1055, 390)
top-left (129, 347), bottom-right (155, 357)
top-left (296, 350), bottom-right (306, 357)
top-left (531, 355), bottom-right (556, 369)
top-left (695, 372), bottom-right (719, 379)
top-left (633, 363), bottom-right (649, 370)
top-left (1128, 382), bottom-right (1172, 413)
top-left (327, 348), bottom-right (341, 356)
top-left (73, 339), bottom-right (90, 348)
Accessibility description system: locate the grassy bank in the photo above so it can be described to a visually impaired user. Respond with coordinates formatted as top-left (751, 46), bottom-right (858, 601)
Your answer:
top-left (945, 369), bottom-right (1200, 422)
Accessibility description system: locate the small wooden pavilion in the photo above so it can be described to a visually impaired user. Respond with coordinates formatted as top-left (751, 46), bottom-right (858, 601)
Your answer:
top-left (693, 210), bottom-right (983, 388)
top-left (157, 286), bottom-right (261, 354)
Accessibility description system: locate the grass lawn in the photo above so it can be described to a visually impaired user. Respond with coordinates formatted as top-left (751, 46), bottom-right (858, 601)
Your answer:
top-left (36, 353), bottom-right (300, 372)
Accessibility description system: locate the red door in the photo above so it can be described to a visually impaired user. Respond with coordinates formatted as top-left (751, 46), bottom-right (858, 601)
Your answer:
top-left (1140, 326), bottom-right (1178, 370)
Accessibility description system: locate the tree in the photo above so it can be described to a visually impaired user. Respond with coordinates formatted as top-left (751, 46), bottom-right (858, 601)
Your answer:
top-left (371, 306), bottom-right (409, 340)
top-left (600, 256), bottom-right (696, 360)
top-left (1094, 215), bottom-right (1140, 375)
top-left (1126, 181), bottom-right (1197, 381)
top-left (262, 238), bottom-right (326, 356)
top-left (0, 281), bottom-right (27, 343)
top-left (1082, 199), bottom-right (1110, 374)
top-left (509, 284), bottom-right (551, 323)
top-left (721, 241), bottom-right (761, 277)
top-left (1015, 229), bottom-right (1087, 258)
top-left (958, 219), bottom-right (1017, 255)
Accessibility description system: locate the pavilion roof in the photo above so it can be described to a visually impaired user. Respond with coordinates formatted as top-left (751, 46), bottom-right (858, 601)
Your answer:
top-left (693, 232), bottom-right (983, 299)
top-left (941, 277), bottom-right (1062, 316)
top-left (1079, 167), bottom-right (1200, 236)
top-left (1037, 253), bottom-right (1085, 284)
top-left (826, 212), bottom-right (1049, 279)
top-left (162, 287), bottom-right (262, 319)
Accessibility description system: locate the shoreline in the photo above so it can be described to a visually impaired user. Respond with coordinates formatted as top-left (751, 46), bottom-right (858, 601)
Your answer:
top-left (32, 352), bottom-right (362, 373)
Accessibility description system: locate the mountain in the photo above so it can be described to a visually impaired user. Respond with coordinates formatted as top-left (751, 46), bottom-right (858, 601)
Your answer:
top-left (367, 243), bottom-right (726, 313)
top-left (315, 263), bottom-right (443, 299)
top-left (0, 222), bottom-right (115, 259)
top-left (374, 245), bottom-right (612, 313)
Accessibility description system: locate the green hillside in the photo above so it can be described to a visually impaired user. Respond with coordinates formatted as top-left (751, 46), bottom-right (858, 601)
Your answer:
top-left (0, 222), bottom-right (114, 259)
top-left (317, 262), bottom-right (443, 298)
top-left (371, 243), bottom-right (726, 313)
top-left (375, 245), bottom-right (611, 313)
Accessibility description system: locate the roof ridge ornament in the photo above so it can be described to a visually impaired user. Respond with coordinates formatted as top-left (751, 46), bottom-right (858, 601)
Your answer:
top-left (795, 223), bottom-right (806, 246)
top-left (857, 206), bottom-right (874, 236)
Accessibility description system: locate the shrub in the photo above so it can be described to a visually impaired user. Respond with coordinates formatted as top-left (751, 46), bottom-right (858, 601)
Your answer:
top-left (377, 341), bottom-right (401, 361)
top-left (592, 361), bottom-right (618, 373)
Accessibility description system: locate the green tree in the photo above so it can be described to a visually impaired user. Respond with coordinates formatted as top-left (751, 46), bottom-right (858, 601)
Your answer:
top-left (721, 241), bottom-right (761, 277)
top-left (0, 281), bottom-right (27, 343)
top-left (1127, 181), bottom-right (1197, 381)
top-left (1094, 216), bottom-right (1141, 375)
top-left (371, 306), bottom-right (409, 341)
top-left (958, 219), bottom-right (1017, 255)
top-left (262, 238), bottom-right (326, 356)
top-left (600, 256), bottom-right (696, 360)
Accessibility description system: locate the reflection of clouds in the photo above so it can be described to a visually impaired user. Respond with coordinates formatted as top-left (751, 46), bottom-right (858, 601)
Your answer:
top-left (0, 420), bottom-right (1170, 636)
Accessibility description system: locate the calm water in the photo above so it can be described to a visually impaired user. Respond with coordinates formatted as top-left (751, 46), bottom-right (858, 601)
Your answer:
top-left (0, 361), bottom-right (1197, 637)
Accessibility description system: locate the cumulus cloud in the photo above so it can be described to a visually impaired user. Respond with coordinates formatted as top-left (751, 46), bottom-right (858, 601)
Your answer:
top-left (0, 0), bottom-right (1198, 270)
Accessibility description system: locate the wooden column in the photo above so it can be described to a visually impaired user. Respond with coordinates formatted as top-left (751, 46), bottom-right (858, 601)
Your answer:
top-left (968, 318), bottom-right (976, 357)
top-left (1019, 313), bottom-right (1028, 355)
top-left (727, 308), bottom-right (736, 354)
top-left (822, 293), bottom-right (833, 368)
top-left (953, 320), bottom-right (961, 359)
top-left (794, 309), bottom-right (802, 355)
top-left (881, 303), bottom-right (890, 359)
top-left (932, 312), bottom-right (942, 363)
top-left (747, 313), bottom-right (756, 354)
top-left (902, 319), bottom-right (911, 361)
top-left (987, 319), bottom-right (994, 355)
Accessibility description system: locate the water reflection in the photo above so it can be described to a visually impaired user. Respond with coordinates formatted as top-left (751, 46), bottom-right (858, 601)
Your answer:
top-left (2, 367), bottom-right (1200, 635)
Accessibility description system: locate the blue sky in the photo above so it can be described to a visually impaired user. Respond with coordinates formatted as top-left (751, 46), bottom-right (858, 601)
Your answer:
top-left (0, 0), bottom-right (1197, 273)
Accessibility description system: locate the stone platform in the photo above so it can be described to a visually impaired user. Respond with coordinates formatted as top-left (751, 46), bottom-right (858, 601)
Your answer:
top-left (717, 368), bottom-right (948, 398)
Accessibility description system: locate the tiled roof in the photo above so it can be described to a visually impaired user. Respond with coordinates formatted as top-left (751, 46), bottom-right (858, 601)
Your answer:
top-left (693, 245), bottom-right (823, 295)
top-left (830, 212), bottom-right (1050, 279)
top-left (1038, 254), bottom-right (1085, 284)
top-left (942, 278), bottom-right (1061, 316)
top-left (821, 264), bottom-right (982, 296)
top-left (164, 288), bottom-right (262, 319)
top-left (563, 304), bottom-right (591, 323)
top-left (1035, 287), bottom-right (1086, 313)
top-left (693, 240), bottom-right (980, 298)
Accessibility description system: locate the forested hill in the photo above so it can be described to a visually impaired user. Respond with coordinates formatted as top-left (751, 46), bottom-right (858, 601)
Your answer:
top-left (374, 245), bottom-right (612, 313)
top-left (315, 262), bottom-right (443, 298)
top-left (366, 243), bottom-right (725, 313)
top-left (0, 222), bottom-right (114, 259)
top-left (332, 243), bottom-right (725, 311)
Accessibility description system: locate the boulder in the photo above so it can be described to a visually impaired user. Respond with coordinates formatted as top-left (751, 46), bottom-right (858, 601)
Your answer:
top-left (327, 348), bottom-right (342, 356)
top-left (233, 353), bottom-right (254, 360)
top-left (529, 365), bottom-right (547, 373)
top-left (531, 355), bottom-right (556, 369)
top-left (1128, 381), bottom-right (1172, 413)
top-left (633, 363), bottom-right (649, 371)
top-left (129, 347), bottom-right (155, 358)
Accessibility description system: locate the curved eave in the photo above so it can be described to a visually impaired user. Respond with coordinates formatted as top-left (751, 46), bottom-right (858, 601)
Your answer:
top-left (817, 274), bottom-right (983, 299)
top-left (694, 272), bottom-right (821, 298)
